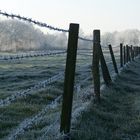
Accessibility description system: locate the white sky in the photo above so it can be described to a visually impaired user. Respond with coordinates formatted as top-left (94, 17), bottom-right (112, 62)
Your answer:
top-left (0, 0), bottom-right (140, 35)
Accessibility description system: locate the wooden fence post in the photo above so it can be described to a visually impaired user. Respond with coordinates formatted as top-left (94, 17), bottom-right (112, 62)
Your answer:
top-left (99, 44), bottom-right (112, 85)
top-left (109, 44), bottom-right (118, 74)
top-left (131, 45), bottom-right (134, 61)
top-left (92, 30), bottom-right (101, 103)
top-left (134, 47), bottom-right (136, 57)
top-left (133, 47), bottom-right (135, 58)
top-left (136, 47), bottom-right (137, 57)
top-left (124, 46), bottom-right (126, 64)
top-left (126, 45), bottom-right (129, 63)
top-left (128, 46), bottom-right (131, 62)
top-left (135, 47), bottom-right (137, 57)
top-left (120, 43), bottom-right (123, 67)
top-left (132, 46), bottom-right (135, 60)
top-left (137, 47), bottom-right (139, 56)
top-left (60, 23), bottom-right (79, 136)
top-left (136, 46), bottom-right (138, 57)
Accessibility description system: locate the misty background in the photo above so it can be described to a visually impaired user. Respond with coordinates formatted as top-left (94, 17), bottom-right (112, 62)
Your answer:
top-left (0, 19), bottom-right (140, 52)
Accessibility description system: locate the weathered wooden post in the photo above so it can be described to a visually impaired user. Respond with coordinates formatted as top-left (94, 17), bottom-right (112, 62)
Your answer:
top-left (135, 47), bottom-right (137, 57)
top-left (120, 43), bottom-right (123, 67)
top-left (60, 23), bottom-right (79, 138)
top-left (124, 46), bottom-right (126, 64)
top-left (134, 47), bottom-right (136, 57)
top-left (132, 46), bottom-right (135, 60)
top-left (137, 47), bottom-right (139, 56)
top-left (133, 47), bottom-right (135, 58)
top-left (130, 45), bottom-right (133, 61)
top-left (99, 44), bottom-right (112, 85)
top-left (109, 44), bottom-right (118, 74)
top-left (136, 47), bottom-right (137, 57)
top-left (128, 46), bottom-right (131, 62)
top-left (126, 45), bottom-right (129, 63)
top-left (92, 30), bottom-right (101, 103)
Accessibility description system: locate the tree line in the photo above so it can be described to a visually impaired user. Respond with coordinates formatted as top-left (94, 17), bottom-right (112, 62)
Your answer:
top-left (0, 19), bottom-right (68, 52)
top-left (102, 29), bottom-right (140, 47)
top-left (0, 19), bottom-right (139, 52)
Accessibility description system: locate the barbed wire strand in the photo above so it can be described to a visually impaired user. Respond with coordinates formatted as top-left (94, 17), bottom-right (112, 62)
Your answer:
top-left (0, 72), bottom-right (64, 107)
top-left (7, 94), bottom-right (62, 140)
top-left (78, 36), bottom-right (93, 42)
top-left (0, 10), bottom-right (94, 42)
top-left (0, 10), bottom-right (69, 32)
top-left (0, 50), bottom-right (66, 61)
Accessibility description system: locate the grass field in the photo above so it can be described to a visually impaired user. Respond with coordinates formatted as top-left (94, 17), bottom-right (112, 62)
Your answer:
top-left (0, 47), bottom-right (120, 139)
top-left (71, 58), bottom-right (140, 140)
top-left (0, 52), bottom-right (67, 139)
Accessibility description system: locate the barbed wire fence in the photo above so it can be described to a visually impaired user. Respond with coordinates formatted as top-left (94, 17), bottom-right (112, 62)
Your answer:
top-left (0, 10), bottom-right (93, 140)
top-left (0, 10), bottom-right (140, 140)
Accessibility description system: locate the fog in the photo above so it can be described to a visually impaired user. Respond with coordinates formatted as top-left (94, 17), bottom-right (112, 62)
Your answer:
top-left (0, 19), bottom-right (140, 52)
top-left (102, 30), bottom-right (140, 47)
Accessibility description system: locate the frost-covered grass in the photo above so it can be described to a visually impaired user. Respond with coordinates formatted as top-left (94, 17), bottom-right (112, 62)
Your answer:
top-left (71, 58), bottom-right (140, 140)
top-left (0, 52), bottom-right (66, 139)
top-left (0, 50), bottom-right (94, 139)
top-left (0, 47), bottom-right (123, 139)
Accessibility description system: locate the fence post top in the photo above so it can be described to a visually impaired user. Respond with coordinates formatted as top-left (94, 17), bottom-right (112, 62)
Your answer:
top-left (93, 30), bottom-right (100, 34)
top-left (93, 30), bottom-right (100, 42)
top-left (94, 29), bottom-right (100, 31)
top-left (69, 23), bottom-right (79, 27)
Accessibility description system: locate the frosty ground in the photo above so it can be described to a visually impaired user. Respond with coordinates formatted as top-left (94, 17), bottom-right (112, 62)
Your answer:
top-left (0, 49), bottom-right (139, 140)
top-left (72, 58), bottom-right (140, 140)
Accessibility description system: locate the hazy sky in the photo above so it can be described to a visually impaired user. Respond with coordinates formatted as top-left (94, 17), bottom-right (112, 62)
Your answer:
top-left (0, 0), bottom-right (140, 34)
